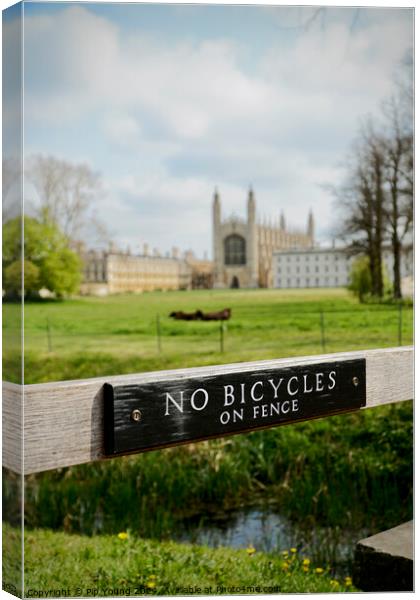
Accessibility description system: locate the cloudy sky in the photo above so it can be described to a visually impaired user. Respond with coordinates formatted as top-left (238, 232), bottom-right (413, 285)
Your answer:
top-left (5, 3), bottom-right (414, 256)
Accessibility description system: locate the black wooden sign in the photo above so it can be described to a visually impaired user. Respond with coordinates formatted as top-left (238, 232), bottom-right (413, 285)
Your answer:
top-left (104, 359), bottom-right (366, 456)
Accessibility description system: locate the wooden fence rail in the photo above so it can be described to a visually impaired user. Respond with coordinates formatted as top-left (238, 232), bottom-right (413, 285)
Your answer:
top-left (3, 346), bottom-right (413, 475)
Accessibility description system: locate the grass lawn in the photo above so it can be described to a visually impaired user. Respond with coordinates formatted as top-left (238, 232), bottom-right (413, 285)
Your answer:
top-left (3, 288), bottom-right (413, 383)
top-left (3, 524), bottom-right (356, 596)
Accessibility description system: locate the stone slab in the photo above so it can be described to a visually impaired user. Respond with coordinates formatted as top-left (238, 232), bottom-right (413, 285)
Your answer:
top-left (353, 521), bottom-right (413, 591)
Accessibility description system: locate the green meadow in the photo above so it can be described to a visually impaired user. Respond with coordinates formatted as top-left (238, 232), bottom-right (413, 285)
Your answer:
top-left (3, 287), bottom-right (413, 383)
top-left (2, 288), bottom-right (413, 595)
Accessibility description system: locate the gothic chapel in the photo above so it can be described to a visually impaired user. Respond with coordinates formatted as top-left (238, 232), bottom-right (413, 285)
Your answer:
top-left (212, 187), bottom-right (314, 288)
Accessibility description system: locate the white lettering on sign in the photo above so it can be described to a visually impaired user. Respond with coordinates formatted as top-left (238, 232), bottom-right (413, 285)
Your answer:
top-left (303, 374), bottom-right (313, 394)
top-left (251, 381), bottom-right (264, 401)
top-left (252, 398), bottom-right (301, 419)
top-left (315, 372), bottom-right (324, 392)
top-left (219, 408), bottom-right (244, 425)
top-left (190, 388), bottom-right (209, 411)
top-left (233, 408), bottom-right (244, 422)
top-left (328, 371), bottom-right (336, 390)
top-left (268, 378), bottom-right (283, 398)
top-left (165, 388), bottom-right (209, 415)
top-left (165, 391), bottom-right (184, 416)
top-left (224, 385), bottom-right (235, 406)
top-left (220, 410), bottom-right (230, 425)
top-left (163, 370), bottom-right (339, 422)
top-left (287, 376), bottom-right (299, 396)
top-left (240, 383), bottom-right (246, 404)
top-left (106, 360), bottom-right (366, 457)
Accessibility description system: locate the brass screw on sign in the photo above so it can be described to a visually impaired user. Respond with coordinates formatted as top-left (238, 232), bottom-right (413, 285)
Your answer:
top-left (352, 377), bottom-right (359, 387)
top-left (131, 409), bottom-right (142, 423)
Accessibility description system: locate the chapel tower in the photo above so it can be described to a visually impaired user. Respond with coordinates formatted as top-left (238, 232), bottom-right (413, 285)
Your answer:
top-left (247, 186), bottom-right (258, 287)
top-left (212, 188), bottom-right (314, 288)
top-left (212, 188), bottom-right (223, 286)
top-left (307, 208), bottom-right (315, 247)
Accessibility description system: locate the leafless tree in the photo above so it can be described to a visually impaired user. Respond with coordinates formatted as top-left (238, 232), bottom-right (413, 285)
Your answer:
top-left (334, 52), bottom-right (413, 300)
top-left (26, 155), bottom-right (108, 246)
top-left (335, 121), bottom-right (387, 297)
top-left (381, 95), bottom-right (413, 298)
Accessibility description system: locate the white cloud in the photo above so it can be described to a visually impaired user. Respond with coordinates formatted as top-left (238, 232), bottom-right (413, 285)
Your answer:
top-left (23, 7), bottom-right (271, 138)
top-left (102, 114), bottom-right (142, 147)
top-left (19, 5), bottom-right (413, 254)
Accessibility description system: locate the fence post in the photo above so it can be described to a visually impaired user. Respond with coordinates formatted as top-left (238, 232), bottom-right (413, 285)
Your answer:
top-left (320, 310), bottom-right (326, 352)
top-left (398, 304), bottom-right (403, 346)
top-left (46, 317), bottom-right (52, 352)
top-left (156, 314), bottom-right (162, 354)
top-left (219, 319), bottom-right (224, 353)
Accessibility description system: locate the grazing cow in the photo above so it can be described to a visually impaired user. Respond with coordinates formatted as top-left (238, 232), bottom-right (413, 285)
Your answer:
top-left (169, 308), bottom-right (231, 321)
top-left (169, 310), bottom-right (203, 321)
top-left (201, 308), bottom-right (231, 321)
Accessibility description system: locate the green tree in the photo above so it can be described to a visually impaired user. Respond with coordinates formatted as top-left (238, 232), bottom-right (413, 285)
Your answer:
top-left (40, 248), bottom-right (81, 298)
top-left (3, 216), bottom-right (82, 299)
top-left (348, 255), bottom-right (392, 303)
top-left (348, 256), bottom-right (372, 302)
top-left (4, 260), bottom-right (40, 299)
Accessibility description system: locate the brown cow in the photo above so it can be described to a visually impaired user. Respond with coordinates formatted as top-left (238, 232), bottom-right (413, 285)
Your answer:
top-left (169, 310), bottom-right (203, 321)
top-left (169, 308), bottom-right (231, 321)
top-left (201, 308), bottom-right (231, 321)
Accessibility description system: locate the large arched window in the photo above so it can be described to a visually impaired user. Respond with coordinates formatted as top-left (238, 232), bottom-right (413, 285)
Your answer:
top-left (224, 234), bottom-right (246, 265)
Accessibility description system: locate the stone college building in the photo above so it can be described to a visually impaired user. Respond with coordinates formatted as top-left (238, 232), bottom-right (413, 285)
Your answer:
top-left (81, 188), bottom-right (315, 294)
top-left (213, 187), bottom-right (314, 288)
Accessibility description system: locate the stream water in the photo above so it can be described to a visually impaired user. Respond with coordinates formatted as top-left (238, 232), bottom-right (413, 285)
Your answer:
top-left (176, 507), bottom-right (368, 576)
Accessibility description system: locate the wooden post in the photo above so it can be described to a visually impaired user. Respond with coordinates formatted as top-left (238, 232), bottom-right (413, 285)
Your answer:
top-left (46, 318), bottom-right (52, 353)
top-left (156, 314), bottom-right (162, 354)
top-left (320, 310), bottom-right (326, 352)
top-left (398, 304), bottom-right (403, 346)
top-left (219, 319), bottom-right (224, 353)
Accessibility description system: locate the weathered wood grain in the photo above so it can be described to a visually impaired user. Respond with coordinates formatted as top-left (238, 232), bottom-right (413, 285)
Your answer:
top-left (2, 346), bottom-right (413, 475)
top-left (2, 382), bottom-right (23, 475)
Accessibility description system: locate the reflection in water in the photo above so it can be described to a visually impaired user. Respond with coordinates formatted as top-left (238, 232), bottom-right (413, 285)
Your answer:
top-left (179, 509), bottom-right (294, 551)
top-left (177, 507), bottom-right (367, 575)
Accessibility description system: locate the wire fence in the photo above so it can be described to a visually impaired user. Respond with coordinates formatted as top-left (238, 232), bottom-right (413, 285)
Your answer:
top-left (17, 305), bottom-right (412, 358)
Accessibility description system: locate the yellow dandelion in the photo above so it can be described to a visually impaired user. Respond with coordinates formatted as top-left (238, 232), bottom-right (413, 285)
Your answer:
top-left (246, 545), bottom-right (256, 555)
top-left (290, 547), bottom-right (297, 553)
top-left (117, 532), bottom-right (128, 540)
top-left (281, 561), bottom-right (289, 570)
top-left (330, 580), bottom-right (339, 587)
top-left (282, 550), bottom-right (289, 557)
top-left (302, 558), bottom-right (310, 566)
top-left (315, 567), bottom-right (324, 574)
top-left (302, 566), bottom-right (309, 573)
top-left (147, 581), bottom-right (156, 589)
top-left (345, 577), bottom-right (352, 587)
